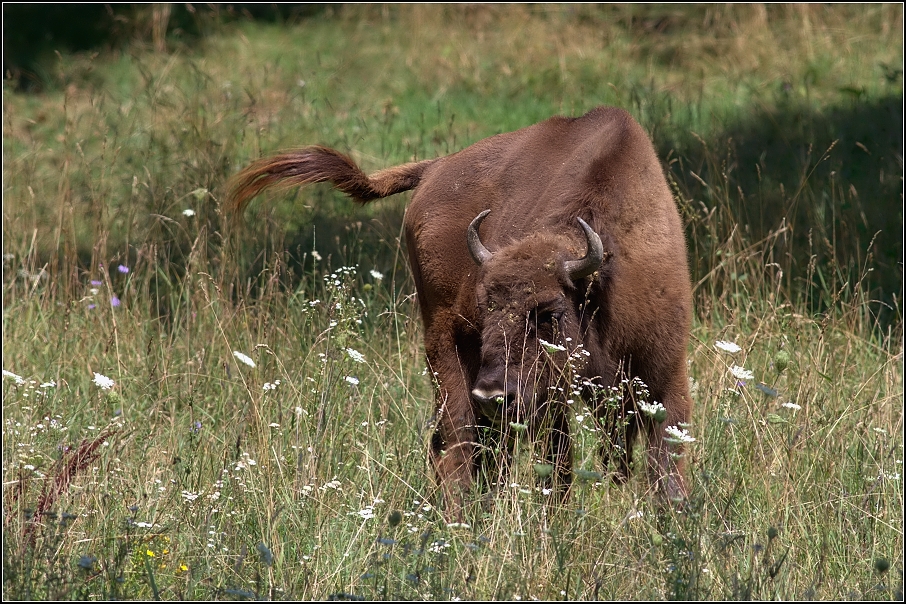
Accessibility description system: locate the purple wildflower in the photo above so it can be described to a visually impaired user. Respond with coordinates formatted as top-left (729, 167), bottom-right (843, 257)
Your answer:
top-left (117, 265), bottom-right (129, 274)
top-left (88, 304), bottom-right (97, 310)
top-left (90, 280), bottom-right (103, 287)
top-left (110, 296), bottom-right (121, 307)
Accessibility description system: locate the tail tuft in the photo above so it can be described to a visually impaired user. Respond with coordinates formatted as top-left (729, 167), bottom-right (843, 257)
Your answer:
top-left (227, 146), bottom-right (434, 214)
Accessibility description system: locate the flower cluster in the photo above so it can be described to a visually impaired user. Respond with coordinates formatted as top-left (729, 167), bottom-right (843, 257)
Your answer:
top-left (84, 264), bottom-right (130, 310)
top-left (232, 351), bottom-right (256, 368)
top-left (665, 424), bottom-right (696, 444)
top-left (93, 372), bottom-right (115, 390)
top-left (715, 340), bottom-right (742, 354)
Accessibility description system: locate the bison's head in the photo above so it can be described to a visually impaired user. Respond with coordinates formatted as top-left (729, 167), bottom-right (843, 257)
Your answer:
top-left (467, 210), bottom-right (609, 424)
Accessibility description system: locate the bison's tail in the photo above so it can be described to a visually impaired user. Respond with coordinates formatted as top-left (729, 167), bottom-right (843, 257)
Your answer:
top-left (227, 146), bottom-right (437, 214)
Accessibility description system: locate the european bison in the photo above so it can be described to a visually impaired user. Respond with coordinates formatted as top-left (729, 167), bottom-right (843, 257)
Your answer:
top-left (228, 106), bottom-right (694, 518)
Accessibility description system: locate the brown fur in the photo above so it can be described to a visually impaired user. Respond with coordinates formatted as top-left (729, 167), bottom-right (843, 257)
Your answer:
top-left (227, 106), bottom-right (694, 518)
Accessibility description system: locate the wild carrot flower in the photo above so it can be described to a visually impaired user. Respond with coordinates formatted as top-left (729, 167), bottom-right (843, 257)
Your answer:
top-left (539, 339), bottom-right (566, 353)
top-left (781, 401), bottom-right (802, 410)
top-left (729, 365), bottom-right (754, 380)
top-left (346, 348), bottom-right (366, 363)
top-left (92, 372), bottom-right (115, 390)
top-left (180, 490), bottom-right (200, 502)
top-left (715, 340), bottom-right (742, 354)
top-left (345, 376), bottom-right (360, 386)
top-left (3, 370), bottom-right (25, 384)
top-left (232, 351), bottom-right (256, 368)
top-left (370, 269), bottom-right (384, 280)
top-left (638, 400), bottom-right (668, 422)
top-left (665, 425), bottom-right (696, 444)
top-left (183, 209), bottom-right (196, 217)
top-left (353, 507), bottom-right (376, 520)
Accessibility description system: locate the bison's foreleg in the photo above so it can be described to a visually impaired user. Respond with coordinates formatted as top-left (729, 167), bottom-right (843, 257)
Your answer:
top-left (426, 333), bottom-right (485, 521)
top-left (430, 396), bottom-right (478, 521)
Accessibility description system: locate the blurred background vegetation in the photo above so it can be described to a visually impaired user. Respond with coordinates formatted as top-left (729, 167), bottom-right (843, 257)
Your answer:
top-left (3, 3), bottom-right (902, 322)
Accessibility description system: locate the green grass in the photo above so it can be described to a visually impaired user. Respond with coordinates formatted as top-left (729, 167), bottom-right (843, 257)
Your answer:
top-left (3, 5), bottom-right (902, 600)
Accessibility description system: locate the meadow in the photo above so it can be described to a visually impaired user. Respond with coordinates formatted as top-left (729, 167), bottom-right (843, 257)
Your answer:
top-left (2, 4), bottom-right (902, 600)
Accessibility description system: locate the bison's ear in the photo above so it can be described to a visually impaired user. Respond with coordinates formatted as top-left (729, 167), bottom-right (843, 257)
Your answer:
top-left (564, 218), bottom-right (607, 280)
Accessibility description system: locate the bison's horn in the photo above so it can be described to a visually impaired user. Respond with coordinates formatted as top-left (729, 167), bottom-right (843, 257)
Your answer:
top-left (467, 209), bottom-right (494, 266)
top-left (564, 217), bottom-right (606, 280)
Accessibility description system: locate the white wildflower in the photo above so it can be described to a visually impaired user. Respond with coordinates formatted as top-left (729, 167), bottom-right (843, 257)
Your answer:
top-left (40, 381), bottom-right (56, 388)
top-left (665, 425), bottom-right (696, 444)
top-left (181, 490), bottom-right (200, 502)
top-left (182, 209), bottom-right (196, 217)
top-left (370, 269), bottom-right (384, 281)
top-left (3, 370), bottom-right (25, 384)
top-left (232, 351), bottom-right (256, 368)
top-left (781, 401), bottom-right (802, 411)
top-left (539, 339), bottom-right (566, 353)
top-left (715, 340), bottom-right (742, 354)
top-left (688, 376), bottom-right (699, 397)
top-left (729, 365), bottom-right (754, 380)
top-left (263, 380), bottom-right (281, 391)
top-left (311, 250), bottom-right (322, 261)
top-left (92, 372), bottom-right (115, 390)
top-left (268, 422), bottom-right (280, 428)
top-left (353, 507), bottom-right (375, 520)
top-left (345, 376), bottom-right (359, 386)
top-left (346, 348), bottom-right (366, 363)
top-left (638, 400), bottom-right (666, 417)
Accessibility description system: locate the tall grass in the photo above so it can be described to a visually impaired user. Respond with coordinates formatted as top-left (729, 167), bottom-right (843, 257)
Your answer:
top-left (3, 5), bottom-right (902, 600)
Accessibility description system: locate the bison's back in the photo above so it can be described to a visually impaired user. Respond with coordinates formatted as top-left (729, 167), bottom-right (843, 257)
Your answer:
top-left (405, 106), bottom-right (689, 327)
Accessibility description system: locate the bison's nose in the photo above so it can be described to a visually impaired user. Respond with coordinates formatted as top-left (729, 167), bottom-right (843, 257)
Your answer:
top-left (471, 384), bottom-right (514, 408)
